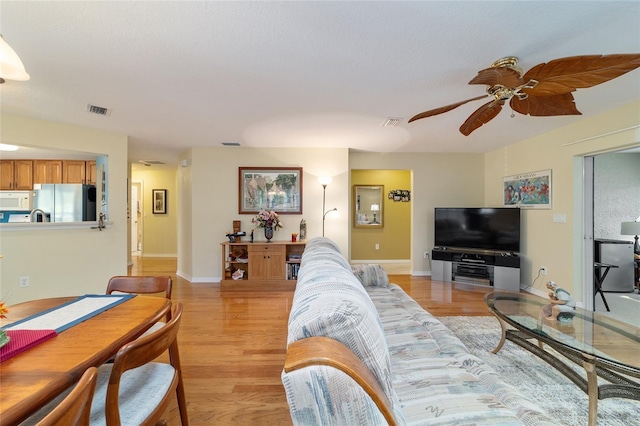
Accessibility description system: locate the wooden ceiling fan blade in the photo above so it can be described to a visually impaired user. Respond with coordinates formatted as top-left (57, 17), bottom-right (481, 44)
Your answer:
top-left (510, 93), bottom-right (581, 116)
top-left (522, 54), bottom-right (640, 96)
top-left (459, 100), bottom-right (504, 136)
top-left (468, 67), bottom-right (523, 88)
top-left (408, 95), bottom-right (488, 123)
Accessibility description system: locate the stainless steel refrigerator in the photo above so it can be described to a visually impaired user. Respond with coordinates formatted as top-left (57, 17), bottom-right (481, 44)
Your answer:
top-left (33, 184), bottom-right (96, 222)
top-left (594, 239), bottom-right (635, 292)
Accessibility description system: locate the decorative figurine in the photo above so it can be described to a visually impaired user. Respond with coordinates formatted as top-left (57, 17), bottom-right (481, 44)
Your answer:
top-left (225, 231), bottom-right (246, 243)
top-left (299, 219), bottom-right (307, 240)
top-left (542, 281), bottom-right (576, 322)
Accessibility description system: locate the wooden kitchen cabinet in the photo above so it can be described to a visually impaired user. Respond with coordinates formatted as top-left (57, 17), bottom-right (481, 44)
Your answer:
top-left (62, 160), bottom-right (87, 184)
top-left (0, 160), bottom-right (33, 190)
top-left (33, 160), bottom-right (63, 184)
top-left (86, 161), bottom-right (97, 185)
top-left (220, 241), bottom-right (305, 289)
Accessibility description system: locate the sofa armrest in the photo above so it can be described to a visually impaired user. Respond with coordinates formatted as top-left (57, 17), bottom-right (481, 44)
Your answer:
top-left (284, 336), bottom-right (397, 426)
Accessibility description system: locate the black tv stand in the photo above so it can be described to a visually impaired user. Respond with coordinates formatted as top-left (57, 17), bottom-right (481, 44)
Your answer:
top-left (431, 247), bottom-right (520, 291)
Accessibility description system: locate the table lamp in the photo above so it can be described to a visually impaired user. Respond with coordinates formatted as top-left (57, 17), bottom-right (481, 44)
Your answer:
top-left (620, 221), bottom-right (640, 255)
top-left (371, 204), bottom-right (379, 224)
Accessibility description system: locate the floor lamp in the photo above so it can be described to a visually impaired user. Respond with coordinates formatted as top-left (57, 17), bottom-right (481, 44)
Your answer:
top-left (319, 177), bottom-right (337, 237)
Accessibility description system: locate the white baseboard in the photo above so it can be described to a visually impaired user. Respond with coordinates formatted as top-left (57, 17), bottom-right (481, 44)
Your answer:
top-left (412, 271), bottom-right (431, 276)
top-left (176, 270), bottom-right (220, 283)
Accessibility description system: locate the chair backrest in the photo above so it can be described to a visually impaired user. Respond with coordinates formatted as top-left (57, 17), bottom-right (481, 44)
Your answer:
top-left (105, 303), bottom-right (184, 425)
top-left (106, 276), bottom-right (172, 300)
top-left (37, 367), bottom-right (98, 426)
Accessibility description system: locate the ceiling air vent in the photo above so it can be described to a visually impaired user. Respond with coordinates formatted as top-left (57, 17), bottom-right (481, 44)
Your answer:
top-left (221, 142), bottom-right (241, 146)
top-left (87, 104), bottom-right (112, 116)
top-left (139, 160), bottom-right (166, 167)
top-left (382, 117), bottom-right (402, 127)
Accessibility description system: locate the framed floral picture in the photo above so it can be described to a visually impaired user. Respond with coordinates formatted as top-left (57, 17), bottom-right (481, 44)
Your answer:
top-left (239, 167), bottom-right (303, 214)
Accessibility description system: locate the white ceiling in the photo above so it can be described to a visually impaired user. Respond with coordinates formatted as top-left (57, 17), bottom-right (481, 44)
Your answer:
top-left (1, 1), bottom-right (639, 166)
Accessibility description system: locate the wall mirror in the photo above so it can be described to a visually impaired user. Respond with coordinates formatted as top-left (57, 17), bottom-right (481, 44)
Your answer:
top-left (354, 185), bottom-right (384, 228)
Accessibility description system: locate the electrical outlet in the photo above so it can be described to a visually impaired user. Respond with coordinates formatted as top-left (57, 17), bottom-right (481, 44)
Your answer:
top-left (19, 276), bottom-right (30, 287)
top-left (375, 243), bottom-right (380, 250)
top-left (540, 266), bottom-right (547, 275)
top-left (424, 251), bottom-right (429, 259)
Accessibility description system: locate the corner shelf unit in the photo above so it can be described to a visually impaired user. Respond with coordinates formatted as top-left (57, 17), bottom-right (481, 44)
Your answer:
top-left (220, 240), bottom-right (306, 289)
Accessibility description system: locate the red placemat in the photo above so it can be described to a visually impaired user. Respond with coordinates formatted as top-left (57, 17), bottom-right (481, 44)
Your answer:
top-left (0, 329), bottom-right (58, 363)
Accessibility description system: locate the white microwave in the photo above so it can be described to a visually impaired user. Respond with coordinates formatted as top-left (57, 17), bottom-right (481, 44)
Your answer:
top-left (0, 191), bottom-right (31, 211)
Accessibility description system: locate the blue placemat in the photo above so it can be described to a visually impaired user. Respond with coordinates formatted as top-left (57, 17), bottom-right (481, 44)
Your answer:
top-left (2, 294), bottom-right (135, 333)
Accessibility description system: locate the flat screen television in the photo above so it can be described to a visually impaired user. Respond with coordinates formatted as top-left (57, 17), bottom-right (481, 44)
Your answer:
top-left (434, 207), bottom-right (521, 253)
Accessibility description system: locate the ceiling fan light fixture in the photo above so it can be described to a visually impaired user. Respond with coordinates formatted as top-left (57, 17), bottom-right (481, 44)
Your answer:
top-left (491, 56), bottom-right (522, 76)
top-left (0, 34), bottom-right (30, 83)
top-left (410, 53), bottom-right (640, 136)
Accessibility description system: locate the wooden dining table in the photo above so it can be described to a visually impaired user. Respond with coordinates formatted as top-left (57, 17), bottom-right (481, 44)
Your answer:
top-left (0, 295), bottom-right (171, 426)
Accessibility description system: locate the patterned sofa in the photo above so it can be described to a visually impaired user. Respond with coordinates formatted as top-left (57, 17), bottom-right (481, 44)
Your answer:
top-left (281, 237), bottom-right (555, 425)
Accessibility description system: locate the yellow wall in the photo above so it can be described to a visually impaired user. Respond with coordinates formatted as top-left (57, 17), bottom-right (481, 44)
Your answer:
top-left (131, 167), bottom-right (178, 256)
top-left (0, 114), bottom-right (129, 304)
top-left (484, 101), bottom-right (640, 298)
top-left (351, 170), bottom-right (411, 260)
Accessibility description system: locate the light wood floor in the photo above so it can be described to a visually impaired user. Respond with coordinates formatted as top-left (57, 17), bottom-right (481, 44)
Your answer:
top-left (129, 256), bottom-right (495, 425)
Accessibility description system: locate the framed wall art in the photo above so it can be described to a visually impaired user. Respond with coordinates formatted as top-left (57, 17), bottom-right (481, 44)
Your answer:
top-left (503, 169), bottom-right (551, 209)
top-left (152, 189), bottom-right (167, 214)
top-left (239, 167), bottom-right (303, 214)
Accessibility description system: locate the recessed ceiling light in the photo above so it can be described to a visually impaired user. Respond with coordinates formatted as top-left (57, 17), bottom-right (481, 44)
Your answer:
top-left (0, 143), bottom-right (19, 151)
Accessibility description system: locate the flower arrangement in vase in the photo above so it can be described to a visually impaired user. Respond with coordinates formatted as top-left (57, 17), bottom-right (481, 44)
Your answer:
top-left (251, 210), bottom-right (283, 242)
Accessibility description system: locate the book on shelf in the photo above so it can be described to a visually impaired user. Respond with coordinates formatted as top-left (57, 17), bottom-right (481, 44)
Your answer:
top-left (287, 263), bottom-right (300, 280)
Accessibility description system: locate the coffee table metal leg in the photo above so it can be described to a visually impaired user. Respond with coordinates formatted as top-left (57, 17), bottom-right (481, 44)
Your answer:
top-left (489, 311), bottom-right (507, 354)
top-left (583, 354), bottom-right (598, 426)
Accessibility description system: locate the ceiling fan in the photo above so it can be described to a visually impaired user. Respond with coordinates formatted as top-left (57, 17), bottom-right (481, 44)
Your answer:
top-left (408, 54), bottom-right (640, 136)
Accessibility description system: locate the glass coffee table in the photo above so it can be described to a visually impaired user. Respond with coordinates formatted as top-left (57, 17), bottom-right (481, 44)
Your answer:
top-left (485, 292), bottom-right (640, 426)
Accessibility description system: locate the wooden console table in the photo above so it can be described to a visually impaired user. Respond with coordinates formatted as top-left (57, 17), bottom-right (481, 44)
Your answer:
top-left (220, 240), bottom-right (305, 290)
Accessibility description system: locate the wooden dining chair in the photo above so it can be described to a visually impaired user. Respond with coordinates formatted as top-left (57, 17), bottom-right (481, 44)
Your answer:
top-left (106, 275), bottom-right (172, 299)
top-left (106, 275), bottom-right (173, 324)
top-left (36, 367), bottom-right (98, 426)
top-left (90, 303), bottom-right (188, 426)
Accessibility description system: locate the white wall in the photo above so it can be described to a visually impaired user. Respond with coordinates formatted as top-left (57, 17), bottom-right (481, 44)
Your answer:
top-left (177, 147), bottom-right (349, 282)
top-left (349, 152), bottom-right (485, 275)
top-left (484, 101), bottom-right (640, 299)
top-left (0, 114), bottom-right (129, 304)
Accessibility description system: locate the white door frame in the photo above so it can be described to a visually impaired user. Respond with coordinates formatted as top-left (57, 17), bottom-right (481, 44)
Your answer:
top-left (582, 156), bottom-right (595, 311)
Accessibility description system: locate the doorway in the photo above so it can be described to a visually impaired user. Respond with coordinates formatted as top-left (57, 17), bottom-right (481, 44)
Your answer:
top-left (583, 149), bottom-right (640, 327)
top-left (131, 182), bottom-right (142, 255)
